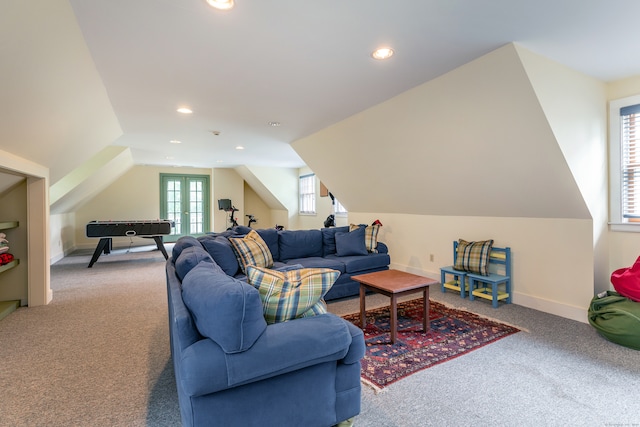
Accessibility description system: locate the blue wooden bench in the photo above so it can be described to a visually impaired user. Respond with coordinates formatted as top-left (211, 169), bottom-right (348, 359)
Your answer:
top-left (440, 241), bottom-right (512, 308)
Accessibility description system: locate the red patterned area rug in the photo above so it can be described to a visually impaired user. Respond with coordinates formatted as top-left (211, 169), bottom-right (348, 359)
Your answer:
top-left (341, 298), bottom-right (520, 392)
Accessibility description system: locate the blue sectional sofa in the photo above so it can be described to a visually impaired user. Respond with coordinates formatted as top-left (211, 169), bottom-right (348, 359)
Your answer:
top-left (166, 236), bottom-right (366, 426)
top-left (196, 225), bottom-right (390, 300)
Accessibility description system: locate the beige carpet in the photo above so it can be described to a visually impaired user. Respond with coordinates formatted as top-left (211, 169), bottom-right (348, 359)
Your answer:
top-left (3, 245), bottom-right (640, 427)
top-left (0, 245), bottom-right (180, 427)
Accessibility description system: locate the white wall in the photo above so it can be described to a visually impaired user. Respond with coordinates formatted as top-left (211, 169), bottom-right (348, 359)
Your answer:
top-left (607, 75), bottom-right (640, 274)
top-left (50, 212), bottom-right (75, 263)
top-left (293, 167), bottom-right (338, 230)
top-left (292, 44), bottom-right (598, 322)
top-left (0, 150), bottom-right (50, 306)
top-left (244, 182), bottom-right (272, 229)
top-left (213, 168), bottom-right (244, 232)
top-left (74, 165), bottom-right (213, 249)
top-left (516, 45), bottom-right (609, 293)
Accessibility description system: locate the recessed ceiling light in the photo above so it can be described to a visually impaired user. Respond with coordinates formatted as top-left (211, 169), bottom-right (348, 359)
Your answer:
top-left (206, 0), bottom-right (234, 10)
top-left (372, 47), bottom-right (394, 60)
top-left (177, 107), bottom-right (193, 114)
top-left (210, 130), bottom-right (221, 136)
top-left (169, 140), bottom-right (182, 144)
top-left (235, 146), bottom-right (244, 150)
top-left (268, 121), bottom-right (281, 127)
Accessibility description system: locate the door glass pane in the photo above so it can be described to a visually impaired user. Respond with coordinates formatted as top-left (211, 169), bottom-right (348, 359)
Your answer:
top-left (189, 180), bottom-right (204, 234)
top-left (167, 179), bottom-right (182, 235)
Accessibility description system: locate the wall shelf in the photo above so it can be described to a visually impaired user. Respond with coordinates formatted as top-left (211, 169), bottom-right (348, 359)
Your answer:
top-left (0, 221), bottom-right (18, 230)
top-left (0, 259), bottom-right (19, 274)
top-left (0, 221), bottom-right (18, 273)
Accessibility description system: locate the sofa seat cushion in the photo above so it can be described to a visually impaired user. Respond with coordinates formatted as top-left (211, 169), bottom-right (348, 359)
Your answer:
top-left (284, 257), bottom-right (346, 274)
top-left (178, 314), bottom-right (353, 395)
top-left (278, 229), bottom-right (323, 260)
top-left (325, 252), bottom-right (391, 274)
top-left (181, 261), bottom-right (267, 353)
top-left (229, 229), bottom-right (274, 274)
top-left (246, 265), bottom-right (339, 324)
top-left (198, 235), bottom-right (240, 276)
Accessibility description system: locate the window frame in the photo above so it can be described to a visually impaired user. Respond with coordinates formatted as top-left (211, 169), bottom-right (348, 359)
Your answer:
top-left (610, 94), bottom-right (640, 232)
top-left (334, 198), bottom-right (348, 216)
top-left (299, 173), bottom-right (316, 215)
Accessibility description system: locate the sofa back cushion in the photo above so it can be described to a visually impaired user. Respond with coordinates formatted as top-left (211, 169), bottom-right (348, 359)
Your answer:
top-left (198, 235), bottom-right (240, 276)
top-left (321, 226), bottom-right (350, 256)
top-left (172, 235), bottom-right (202, 260)
top-left (255, 228), bottom-right (280, 261)
top-left (278, 229), bottom-right (323, 260)
top-left (175, 246), bottom-right (224, 281)
top-left (181, 261), bottom-right (267, 353)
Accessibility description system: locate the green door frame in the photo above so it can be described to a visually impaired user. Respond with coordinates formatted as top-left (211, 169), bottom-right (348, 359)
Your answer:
top-left (160, 173), bottom-right (210, 242)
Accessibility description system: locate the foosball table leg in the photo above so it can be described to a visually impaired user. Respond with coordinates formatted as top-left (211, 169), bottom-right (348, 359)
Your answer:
top-left (153, 236), bottom-right (169, 260)
top-left (88, 237), bottom-right (112, 268)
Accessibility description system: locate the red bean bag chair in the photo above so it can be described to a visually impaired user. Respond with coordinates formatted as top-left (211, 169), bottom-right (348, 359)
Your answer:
top-left (611, 256), bottom-right (640, 302)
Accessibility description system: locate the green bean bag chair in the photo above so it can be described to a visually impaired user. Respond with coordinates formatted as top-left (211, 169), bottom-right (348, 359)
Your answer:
top-left (588, 291), bottom-right (640, 350)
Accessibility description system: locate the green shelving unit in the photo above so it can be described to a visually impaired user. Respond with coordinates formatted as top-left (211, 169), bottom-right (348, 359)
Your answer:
top-left (0, 259), bottom-right (19, 274)
top-left (0, 300), bottom-right (20, 321)
top-left (0, 221), bottom-right (19, 230)
top-left (0, 221), bottom-right (20, 321)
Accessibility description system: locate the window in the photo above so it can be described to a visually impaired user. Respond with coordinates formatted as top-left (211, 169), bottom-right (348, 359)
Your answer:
top-left (610, 95), bottom-right (640, 230)
top-left (334, 198), bottom-right (348, 216)
top-left (299, 174), bottom-right (316, 214)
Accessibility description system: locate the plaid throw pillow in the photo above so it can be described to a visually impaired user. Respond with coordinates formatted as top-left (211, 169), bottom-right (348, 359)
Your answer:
top-left (229, 230), bottom-right (274, 274)
top-left (246, 265), bottom-right (339, 324)
top-left (349, 223), bottom-right (380, 253)
top-left (454, 239), bottom-right (494, 276)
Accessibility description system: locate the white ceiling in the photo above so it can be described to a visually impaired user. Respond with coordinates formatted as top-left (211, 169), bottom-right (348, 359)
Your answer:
top-left (57, 1), bottom-right (640, 169)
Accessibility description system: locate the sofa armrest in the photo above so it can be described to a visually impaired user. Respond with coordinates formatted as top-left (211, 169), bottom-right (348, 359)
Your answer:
top-left (376, 242), bottom-right (388, 254)
top-left (341, 321), bottom-right (365, 365)
top-left (179, 313), bottom-right (356, 397)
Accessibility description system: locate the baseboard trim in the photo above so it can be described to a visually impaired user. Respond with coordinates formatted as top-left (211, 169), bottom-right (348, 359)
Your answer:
top-left (512, 292), bottom-right (588, 324)
top-left (390, 262), bottom-right (589, 324)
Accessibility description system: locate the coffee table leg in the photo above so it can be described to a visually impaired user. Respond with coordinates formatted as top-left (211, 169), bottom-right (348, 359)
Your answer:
top-left (390, 295), bottom-right (397, 344)
top-left (423, 287), bottom-right (430, 332)
top-left (360, 284), bottom-right (366, 329)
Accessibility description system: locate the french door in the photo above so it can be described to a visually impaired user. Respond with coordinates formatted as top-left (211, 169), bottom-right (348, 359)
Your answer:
top-left (160, 174), bottom-right (210, 241)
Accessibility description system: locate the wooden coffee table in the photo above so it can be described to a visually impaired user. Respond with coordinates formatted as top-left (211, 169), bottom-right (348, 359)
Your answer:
top-left (353, 269), bottom-right (439, 344)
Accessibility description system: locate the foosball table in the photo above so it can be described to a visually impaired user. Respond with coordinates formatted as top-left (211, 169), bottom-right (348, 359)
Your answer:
top-left (85, 220), bottom-right (174, 268)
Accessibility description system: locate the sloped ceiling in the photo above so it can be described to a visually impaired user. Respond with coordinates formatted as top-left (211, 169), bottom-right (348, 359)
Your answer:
top-left (65, 0), bottom-right (640, 170)
top-left (50, 147), bottom-right (134, 214)
top-left (293, 44), bottom-right (593, 219)
top-left (0, 0), bottom-right (122, 185)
